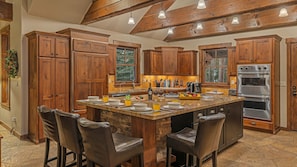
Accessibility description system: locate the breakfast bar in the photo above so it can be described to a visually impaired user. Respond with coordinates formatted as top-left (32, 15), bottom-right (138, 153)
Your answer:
top-left (77, 95), bottom-right (244, 167)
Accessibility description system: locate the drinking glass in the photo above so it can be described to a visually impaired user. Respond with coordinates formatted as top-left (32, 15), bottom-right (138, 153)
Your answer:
top-left (102, 95), bottom-right (109, 103)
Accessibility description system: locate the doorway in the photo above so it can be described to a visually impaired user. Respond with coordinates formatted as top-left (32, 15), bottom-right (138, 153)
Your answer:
top-left (287, 38), bottom-right (297, 130)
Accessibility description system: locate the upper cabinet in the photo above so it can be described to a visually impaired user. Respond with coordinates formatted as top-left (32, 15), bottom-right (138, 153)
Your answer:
top-left (236, 35), bottom-right (281, 64)
top-left (177, 50), bottom-right (197, 76)
top-left (228, 47), bottom-right (237, 76)
top-left (143, 47), bottom-right (197, 76)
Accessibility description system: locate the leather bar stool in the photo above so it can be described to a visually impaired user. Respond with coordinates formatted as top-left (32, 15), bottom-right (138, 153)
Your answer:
top-left (166, 113), bottom-right (225, 167)
top-left (77, 118), bottom-right (144, 167)
top-left (38, 105), bottom-right (61, 167)
top-left (55, 110), bottom-right (84, 167)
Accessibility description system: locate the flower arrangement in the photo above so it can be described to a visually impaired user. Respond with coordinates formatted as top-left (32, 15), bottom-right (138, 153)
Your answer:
top-left (5, 49), bottom-right (19, 78)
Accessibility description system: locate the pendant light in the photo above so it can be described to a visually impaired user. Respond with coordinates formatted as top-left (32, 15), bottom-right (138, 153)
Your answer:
top-left (197, 0), bottom-right (206, 9)
top-left (158, 3), bottom-right (166, 19)
top-left (231, 16), bottom-right (239, 25)
top-left (128, 12), bottom-right (135, 25)
top-left (167, 28), bottom-right (174, 35)
top-left (196, 23), bottom-right (203, 30)
top-left (279, 8), bottom-right (288, 17)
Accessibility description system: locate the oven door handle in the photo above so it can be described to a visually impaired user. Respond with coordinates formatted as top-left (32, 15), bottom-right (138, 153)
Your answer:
top-left (239, 94), bottom-right (270, 99)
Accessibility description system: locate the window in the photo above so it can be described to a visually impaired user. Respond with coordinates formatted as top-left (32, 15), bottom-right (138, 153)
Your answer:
top-left (199, 43), bottom-right (232, 87)
top-left (113, 40), bottom-right (141, 85)
top-left (204, 49), bottom-right (228, 83)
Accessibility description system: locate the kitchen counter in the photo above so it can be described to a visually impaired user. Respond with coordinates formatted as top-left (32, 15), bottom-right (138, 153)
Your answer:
top-left (77, 95), bottom-right (244, 167)
top-left (77, 95), bottom-right (243, 120)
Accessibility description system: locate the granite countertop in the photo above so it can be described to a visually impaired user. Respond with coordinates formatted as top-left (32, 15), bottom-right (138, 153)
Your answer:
top-left (77, 95), bottom-right (244, 120)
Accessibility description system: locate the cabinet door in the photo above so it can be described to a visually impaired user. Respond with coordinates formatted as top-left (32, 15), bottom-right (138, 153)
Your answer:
top-left (225, 102), bottom-right (243, 145)
top-left (55, 37), bottom-right (69, 59)
top-left (55, 58), bottom-right (69, 112)
top-left (162, 48), bottom-right (178, 75)
top-left (73, 52), bottom-right (93, 110)
top-left (39, 35), bottom-right (55, 57)
top-left (144, 50), bottom-right (162, 75)
top-left (38, 57), bottom-right (55, 108)
top-left (228, 47), bottom-right (237, 76)
top-left (107, 45), bottom-right (116, 75)
top-left (92, 54), bottom-right (108, 96)
top-left (177, 51), bottom-right (197, 75)
top-left (236, 40), bottom-right (253, 63)
top-left (253, 38), bottom-right (273, 63)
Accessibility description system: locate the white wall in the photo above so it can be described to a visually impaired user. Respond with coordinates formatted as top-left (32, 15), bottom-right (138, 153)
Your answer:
top-left (171, 26), bottom-right (297, 128)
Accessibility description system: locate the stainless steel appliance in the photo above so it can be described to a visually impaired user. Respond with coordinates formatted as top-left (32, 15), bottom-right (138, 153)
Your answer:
top-left (237, 64), bottom-right (271, 121)
top-left (186, 82), bottom-right (201, 93)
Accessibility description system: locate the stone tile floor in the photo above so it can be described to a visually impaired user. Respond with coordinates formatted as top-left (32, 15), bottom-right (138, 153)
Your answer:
top-left (1, 124), bottom-right (297, 167)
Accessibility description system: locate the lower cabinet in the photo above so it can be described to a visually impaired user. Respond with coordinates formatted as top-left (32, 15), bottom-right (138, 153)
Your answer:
top-left (171, 101), bottom-right (243, 166)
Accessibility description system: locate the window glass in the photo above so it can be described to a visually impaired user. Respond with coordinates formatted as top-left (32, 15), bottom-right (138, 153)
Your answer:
top-left (203, 48), bottom-right (228, 83)
top-left (115, 47), bottom-right (136, 82)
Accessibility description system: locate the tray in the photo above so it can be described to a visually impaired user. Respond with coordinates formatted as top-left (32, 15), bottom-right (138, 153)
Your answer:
top-left (179, 96), bottom-right (200, 100)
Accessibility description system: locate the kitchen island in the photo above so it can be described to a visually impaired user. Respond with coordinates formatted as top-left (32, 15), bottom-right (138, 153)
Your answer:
top-left (77, 95), bottom-right (244, 167)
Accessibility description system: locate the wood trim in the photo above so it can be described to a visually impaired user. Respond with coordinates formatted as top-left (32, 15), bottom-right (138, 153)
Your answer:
top-left (82, 0), bottom-right (166, 24)
top-left (198, 43), bottom-right (232, 50)
top-left (113, 40), bottom-right (141, 48)
top-left (0, 1), bottom-right (12, 21)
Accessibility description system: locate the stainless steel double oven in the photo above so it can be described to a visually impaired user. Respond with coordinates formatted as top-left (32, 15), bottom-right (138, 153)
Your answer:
top-left (237, 64), bottom-right (271, 121)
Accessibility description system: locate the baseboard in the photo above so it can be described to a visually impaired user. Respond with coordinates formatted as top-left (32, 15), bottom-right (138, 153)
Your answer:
top-left (0, 121), bottom-right (28, 140)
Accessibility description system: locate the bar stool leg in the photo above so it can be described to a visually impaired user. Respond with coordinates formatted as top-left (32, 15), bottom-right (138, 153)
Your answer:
top-left (56, 143), bottom-right (61, 167)
top-left (166, 147), bottom-right (172, 167)
top-left (212, 151), bottom-right (217, 167)
top-left (61, 147), bottom-right (67, 167)
top-left (43, 138), bottom-right (50, 167)
top-left (77, 153), bottom-right (82, 167)
top-left (139, 153), bottom-right (144, 167)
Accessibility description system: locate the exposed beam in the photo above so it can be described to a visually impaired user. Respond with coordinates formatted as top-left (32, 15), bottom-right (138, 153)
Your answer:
top-left (82, 0), bottom-right (166, 25)
top-left (164, 5), bottom-right (297, 42)
top-left (131, 0), bottom-right (297, 34)
top-left (0, 1), bottom-right (13, 21)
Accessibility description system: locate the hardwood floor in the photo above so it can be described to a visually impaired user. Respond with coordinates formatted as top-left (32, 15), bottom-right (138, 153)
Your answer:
top-left (1, 125), bottom-right (297, 167)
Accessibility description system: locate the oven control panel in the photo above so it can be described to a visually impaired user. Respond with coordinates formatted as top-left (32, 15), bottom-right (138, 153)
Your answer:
top-left (237, 64), bottom-right (271, 73)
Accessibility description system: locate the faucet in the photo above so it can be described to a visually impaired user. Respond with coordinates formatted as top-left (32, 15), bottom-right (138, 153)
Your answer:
top-left (120, 82), bottom-right (126, 92)
top-left (132, 80), bottom-right (135, 90)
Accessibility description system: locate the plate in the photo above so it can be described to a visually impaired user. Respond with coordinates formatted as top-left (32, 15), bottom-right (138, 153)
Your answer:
top-left (106, 102), bottom-right (124, 106)
top-left (130, 107), bottom-right (152, 112)
top-left (79, 99), bottom-right (102, 102)
top-left (163, 105), bottom-right (185, 110)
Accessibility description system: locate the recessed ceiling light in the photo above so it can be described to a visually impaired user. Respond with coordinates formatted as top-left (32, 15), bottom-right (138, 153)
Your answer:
top-left (168, 28), bottom-right (174, 34)
top-left (196, 23), bottom-right (203, 30)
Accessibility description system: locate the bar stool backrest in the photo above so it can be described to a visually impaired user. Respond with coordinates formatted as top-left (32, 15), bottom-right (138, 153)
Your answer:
top-left (194, 113), bottom-right (225, 158)
top-left (38, 105), bottom-right (59, 142)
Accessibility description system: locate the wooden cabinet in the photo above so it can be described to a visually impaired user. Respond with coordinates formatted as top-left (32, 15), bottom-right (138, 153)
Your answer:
top-left (177, 50), bottom-right (197, 75)
top-left (227, 47), bottom-right (237, 76)
top-left (26, 31), bottom-right (70, 143)
top-left (107, 44), bottom-right (117, 75)
top-left (236, 35), bottom-right (281, 64)
top-left (236, 35), bottom-right (281, 134)
top-left (143, 50), bottom-right (162, 75)
top-left (143, 47), bottom-right (197, 75)
top-left (57, 28), bottom-right (110, 112)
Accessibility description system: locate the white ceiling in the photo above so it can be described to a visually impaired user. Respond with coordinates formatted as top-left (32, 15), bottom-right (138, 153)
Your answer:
top-left (24, 0), bottom-right (196, 41)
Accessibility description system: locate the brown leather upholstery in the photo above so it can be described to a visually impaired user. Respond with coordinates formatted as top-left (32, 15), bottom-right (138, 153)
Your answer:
top-left (77, 118), bottom-right (144, 167)
top-left (38, 105), bottom-right (61, 167)
top-left (166, 112), bottom-right (225, 167)
top-left (55, 110), bottom-right (84, 167)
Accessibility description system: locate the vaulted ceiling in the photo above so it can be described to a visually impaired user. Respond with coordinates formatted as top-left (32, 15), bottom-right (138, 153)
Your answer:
top-left (21, 0), bottom-right (297, 42)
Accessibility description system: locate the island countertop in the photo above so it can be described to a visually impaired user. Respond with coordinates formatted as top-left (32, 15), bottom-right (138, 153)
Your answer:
top-left (77, 95), bottom-right (244, 120)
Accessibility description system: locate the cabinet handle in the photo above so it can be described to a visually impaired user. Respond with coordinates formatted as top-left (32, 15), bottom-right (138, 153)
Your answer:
top-left (250, 121), bottom-right (256, 126)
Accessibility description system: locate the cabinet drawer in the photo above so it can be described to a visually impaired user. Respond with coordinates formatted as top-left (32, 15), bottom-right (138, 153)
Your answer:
top-left (73, 39), bottom-right (107, 53)
top-left (243, 118), bottom-right (273, 130)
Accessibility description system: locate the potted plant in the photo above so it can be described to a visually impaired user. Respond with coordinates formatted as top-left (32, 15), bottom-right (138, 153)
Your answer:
top-left (5, 49), bottom-right (19, 78)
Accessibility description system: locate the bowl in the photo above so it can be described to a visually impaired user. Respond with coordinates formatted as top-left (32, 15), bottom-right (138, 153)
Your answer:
top-left (88, 96), bottom-right (99, 101)
top-left (167, 102), bottom-right (181, 108)
top-left (134, 103), bottom-right (148, 111)
top-left (108, 99), bottom-right (121, 105)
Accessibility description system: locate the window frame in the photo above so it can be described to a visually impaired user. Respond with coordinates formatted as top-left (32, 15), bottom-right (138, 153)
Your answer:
top-left (113, 40), bottom-right (141, 87)
top-left (1, 25), bottom-right (10, 110)
top-left (199, 43), bottom-right (232, 88)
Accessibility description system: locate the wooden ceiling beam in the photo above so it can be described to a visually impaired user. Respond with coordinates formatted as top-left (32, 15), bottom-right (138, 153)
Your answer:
top-left (164, 5), bottom-right (297, 42)
top-left (131, 0), bottom-right (297, 34)
top-left (81, 0), bottom-right (166, 25)
top-left (0, 1), bottom-right (13, 22)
